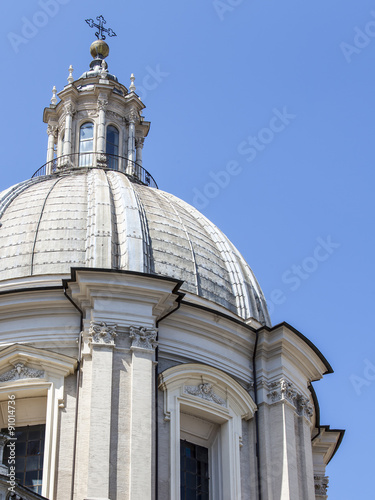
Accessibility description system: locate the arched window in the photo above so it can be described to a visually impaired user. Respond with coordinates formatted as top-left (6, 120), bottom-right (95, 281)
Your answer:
top-left (79, 122), bottom-right (94, 167)
top-left (106, 125), bottom-right (119, 170)
top-left (159, 363), bottom-right (257, 500)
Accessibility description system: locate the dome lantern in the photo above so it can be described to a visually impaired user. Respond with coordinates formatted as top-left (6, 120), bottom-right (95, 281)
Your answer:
top-left (41, 16), bottom-right (154, 188)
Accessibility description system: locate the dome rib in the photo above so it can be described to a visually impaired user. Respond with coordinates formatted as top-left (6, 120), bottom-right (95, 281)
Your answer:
top-left (169, 196), bottom-right (251, 319)
top-left (134, 189), bottom-right (154, 274)
top-left (132, 186), bottom-right (199, 293)
top-left (158, 191), bottom-right (200, 296)
top-left (106, 172), bottom-right (152, 273)
top-left (85, 170), bottom-right (114, 268)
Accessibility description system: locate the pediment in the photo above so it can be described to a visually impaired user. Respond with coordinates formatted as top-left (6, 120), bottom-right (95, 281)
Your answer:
top-left (0, 344), bottom-right (77, 383)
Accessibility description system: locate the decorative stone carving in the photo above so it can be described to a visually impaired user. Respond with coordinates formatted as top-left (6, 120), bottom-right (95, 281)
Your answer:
top-left (97, 98), bottom-right (108, 112)
top-left (297, 395), bottom-right (314, 419)
top-left (89, 321), bottom-right (117, 345)
top-left (314, 475), bottom-right (329, 496)
top-left (50, 85), bottom-right (57, 105)
top-left (88, 109), bottom-right (99, 118)
top-left (64, 102), bottom-right (76, 116)
top-left (100, 60), bottom-right (108, 79)
top-left (268, 379), bottom-right (298, 404)
top-left (67, 64), bottom-right (74, 84)
top-left (267, 379), bottom-right (314, 419)
top-left (129, 326), bottom-right (158, 350)
top-left (96, 153), bottom-right (108, 168)
top-left (47, 125), bottom-right (58, 138)
top-left (135, 137), bottom-right (144, 148)
top-left (184, 383), bottom-right (226, 407)
top-left (127, 109), bottom-right (138, 123)
top-left (0, 362), bottom-right (44, 382)
top-left (129, 73), bottom-right (136, 92)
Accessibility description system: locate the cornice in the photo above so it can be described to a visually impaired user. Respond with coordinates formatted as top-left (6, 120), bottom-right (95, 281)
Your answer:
top-left (258, 321), bottom-right (333, 375)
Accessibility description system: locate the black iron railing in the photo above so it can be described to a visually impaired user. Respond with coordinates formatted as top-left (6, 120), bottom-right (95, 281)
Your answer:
top-left (32, 152), bottom-right (158, 189)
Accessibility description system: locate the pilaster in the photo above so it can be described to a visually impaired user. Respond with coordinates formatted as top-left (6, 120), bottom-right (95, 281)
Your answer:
top-left (311, 425), bottom-right (343, 500)
top-left (257, 378), bottom-right (316, 500)
top-left (62, 102), bottom-right (76, 157)
top-left (97, 95), bottom-right (109, 155)
top-left (135, 137), bottom-right (144, 178)
top-left (85, 321), bottom-right (117, 500)
top-left (126, 109), bottom-right (138, 173)
top-left (129, 326), bottom-right (157, 500)
top-left (46, 124), bottom-right (58, 171)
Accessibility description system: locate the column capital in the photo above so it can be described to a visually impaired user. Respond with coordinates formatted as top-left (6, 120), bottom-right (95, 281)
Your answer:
top-left (130, 326), bottom-right (158, 351)
top-left (135, 137), bottom-right (144, 148)
top-left (127, 109), bottom-right (139, 124)
top-left (97, 97), bottom-right (109, 112)
top-left (47, 124), bottom-right (58, 138)
top-left (89, 321), bottom-right (117, 346)
top-left (64, 102), bottom-right (76, 117)
top-left (267, 378), bottom-right (313, 420)
top-left (314, 475), bottom-right (329, 498)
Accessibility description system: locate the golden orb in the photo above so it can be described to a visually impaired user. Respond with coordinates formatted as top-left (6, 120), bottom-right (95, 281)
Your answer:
top-left (90, 40), bottom-right (109, 59)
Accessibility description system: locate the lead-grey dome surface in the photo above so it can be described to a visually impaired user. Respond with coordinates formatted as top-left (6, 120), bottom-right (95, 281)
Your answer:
top-left (0, 169), bottom-right (270, 325)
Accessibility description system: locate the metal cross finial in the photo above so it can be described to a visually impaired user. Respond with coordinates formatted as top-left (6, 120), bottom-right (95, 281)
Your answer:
top-left (85, 15), bottom-right (117, 40)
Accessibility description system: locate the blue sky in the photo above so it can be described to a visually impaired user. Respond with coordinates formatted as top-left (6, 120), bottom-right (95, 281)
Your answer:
top-left (2, 1), bottom-right (375, 497)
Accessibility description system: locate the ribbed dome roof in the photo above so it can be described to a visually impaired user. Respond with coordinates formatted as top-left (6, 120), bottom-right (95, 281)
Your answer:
top-left (0, 169), bottom-right (270, 325)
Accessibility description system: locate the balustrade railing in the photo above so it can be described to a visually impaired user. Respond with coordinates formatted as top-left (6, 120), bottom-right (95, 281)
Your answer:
top-left (32, 152), bottom-right (158, 189)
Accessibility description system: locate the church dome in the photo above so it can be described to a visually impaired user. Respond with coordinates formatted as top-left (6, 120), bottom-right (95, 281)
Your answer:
top-left (0, 22), bottom-right (343, 500)
top-left (0, 169), bottom-right (270, 324)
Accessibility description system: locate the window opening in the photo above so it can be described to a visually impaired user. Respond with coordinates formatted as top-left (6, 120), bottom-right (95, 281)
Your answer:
top-left (180, 440), bottom-right (209, 500)
top-left (79, 122), bottom-right (94, 167)
top-left (3, 424), bottom-right (45, 495)
top-left (106, 125), bottom-right (119, 170)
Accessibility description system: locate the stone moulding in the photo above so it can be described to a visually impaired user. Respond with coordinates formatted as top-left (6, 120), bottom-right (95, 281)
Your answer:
top-left (184, 383), bottom-right (226, 407)
top-left (129, 326), bottom-right (158, 350)
top-left (267, 378), bottom-right (313, 419)
top-left (107, 109), bottom-right (123, 121)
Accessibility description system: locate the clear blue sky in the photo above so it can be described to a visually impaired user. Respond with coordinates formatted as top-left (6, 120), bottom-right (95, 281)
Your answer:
top-left (2, 1), bottom-right (375, 497)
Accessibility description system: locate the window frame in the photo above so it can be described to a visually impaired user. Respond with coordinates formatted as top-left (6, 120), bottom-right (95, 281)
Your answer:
top-left (159, 363), bottom-right (257, 500)
top-left (79, 121), bottom-right (94, 167)
top-left (0, 344), bottom-right (76, 499)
